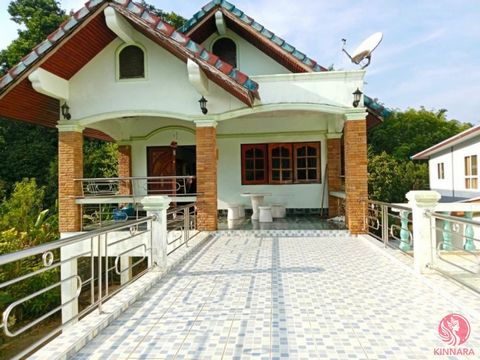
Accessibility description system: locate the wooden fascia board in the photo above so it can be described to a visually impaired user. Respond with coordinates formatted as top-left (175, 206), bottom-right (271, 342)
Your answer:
top-left (0, 2), bottom-right (109, 101)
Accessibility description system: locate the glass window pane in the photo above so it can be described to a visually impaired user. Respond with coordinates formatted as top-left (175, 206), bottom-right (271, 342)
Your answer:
top-left (255, 159), bottom-right (264, 169)
top-left (272, 170), bottom-right (280, 180)
top-left (307, 146), bottom-right (317, 156)
top-left (281, 147), bottom-right (290, 157)
top-left (466, 178), bottom-right (471, 189)
top-left (245, 159), bottom-right (254, 169)
top-left (245, 149), bottom-right (253, 158)
top-left (465, 157), bottom-right (470, 176)
top-left (297, 146), bottom-right (306, 157)
top-left (272, 147), bottom-right (280, 157)
top-left (272, 158), bottom-right (280, 168)
top-left (282, 170), bottom-right (291, 180)
top-left (307, 158), bottom-right (316, 168)
top-left (254, 148), bottom-right (264, 158)
top-left (282, 159), bottom-right (290, 168)
top-left (255, 170), bottom-right (264, 180)
top-left (297, 170), bottom-right (306, 180)
top-left (308, 169), bottom-right (317, 179)
top-left (473, 178), bottom-right (478, 189)
top-left (472, 155), bottom-right (478, 175)
top-left (297, 158), bottom-right (306, 168)
top-left (246, 171), bottom-right (254, 181)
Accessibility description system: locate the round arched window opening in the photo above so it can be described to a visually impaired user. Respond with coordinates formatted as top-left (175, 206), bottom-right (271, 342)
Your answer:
top-left (212, 38), bottom-right (237, 68)
top-left (119, 45), bottom-right (145, 79)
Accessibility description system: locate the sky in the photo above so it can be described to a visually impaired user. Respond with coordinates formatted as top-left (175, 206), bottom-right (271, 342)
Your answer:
top-left (0, 0), bottom-right (479, 124)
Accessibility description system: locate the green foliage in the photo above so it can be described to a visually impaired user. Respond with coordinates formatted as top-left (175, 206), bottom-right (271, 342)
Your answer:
top-left (367, 108), bottom-right (470, 202)
top-left (368, 151), bottom-right (429, 203)
top-left (369, 108), bottom-right (471, 160)
top-left (0, 119), bottom-right (58, 208)
top-left (84, 139), bottom-right (119, 178)
top-left (0, 179), bottom-right (60, 335)
top-left (138, 0), bottom-right (186, 28)
top-left (0, 0), bottom-right (66, 74)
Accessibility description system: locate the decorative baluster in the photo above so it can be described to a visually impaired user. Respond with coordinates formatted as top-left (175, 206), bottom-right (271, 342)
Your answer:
top-left (399, 210), bottom-right (411, 252)
top-left (464, 211), bottom-right (476, 251)
top-left (442, 212), bottom-right (453, 251)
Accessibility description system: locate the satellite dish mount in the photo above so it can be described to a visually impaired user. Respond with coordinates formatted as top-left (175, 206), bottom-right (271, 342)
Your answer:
top-left (342, 32), bottom-right (383, 69)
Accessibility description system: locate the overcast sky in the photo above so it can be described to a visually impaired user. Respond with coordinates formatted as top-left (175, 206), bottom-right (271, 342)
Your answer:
top-left (0, 0), bottom-right (479, 123)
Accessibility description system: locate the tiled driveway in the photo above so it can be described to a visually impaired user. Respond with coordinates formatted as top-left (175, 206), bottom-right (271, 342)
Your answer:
top-left (74, 231), bottom-right (480, 359)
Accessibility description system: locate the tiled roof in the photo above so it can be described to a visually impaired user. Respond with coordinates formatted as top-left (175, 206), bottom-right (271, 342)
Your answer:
top-left (0, 0), bottom-right (259, 101)
top-left (179, 0), bottom-right (326, 72)
top-left (364, 95), bottom-right (391, 119)
top-left (0, 0), bottom-right (105, 92)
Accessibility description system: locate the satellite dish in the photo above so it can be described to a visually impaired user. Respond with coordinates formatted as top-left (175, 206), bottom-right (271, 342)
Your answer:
top-left (342, 32), bottom-right (383, 69)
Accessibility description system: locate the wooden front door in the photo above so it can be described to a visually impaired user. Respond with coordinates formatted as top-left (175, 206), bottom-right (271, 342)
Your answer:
top-left (147, 146), bottom-right (175, 194)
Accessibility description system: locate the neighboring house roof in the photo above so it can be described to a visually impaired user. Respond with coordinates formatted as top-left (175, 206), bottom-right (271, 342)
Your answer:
top-left (0, 0), bottom-right (260, 110)
top-left (179, 0), bottom-right (327, 73)
top-left (411, 124), bottom-right (480, 160)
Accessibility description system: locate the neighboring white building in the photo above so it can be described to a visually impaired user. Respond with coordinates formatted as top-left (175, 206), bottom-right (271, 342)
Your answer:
top-left (412, 125), bottom-right (480, 202)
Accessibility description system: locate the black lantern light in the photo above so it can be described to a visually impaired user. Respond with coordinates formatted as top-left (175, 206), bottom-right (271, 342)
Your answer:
top-left (352, 88), bottom-right (362, 108)
top-left (61, 102), bottom-right (71, 120)
top-left (198, 96), bottom-right (208, 115)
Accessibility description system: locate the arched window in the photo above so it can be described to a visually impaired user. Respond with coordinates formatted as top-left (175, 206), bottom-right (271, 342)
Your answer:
top-left (212, 38), bottom-right (237, 68)
top-left (118, 45), bottom-right (145, 79)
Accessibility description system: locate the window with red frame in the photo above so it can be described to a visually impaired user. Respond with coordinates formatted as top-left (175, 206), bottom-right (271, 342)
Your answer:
top-left (241, 142), bottom-right (321, 185)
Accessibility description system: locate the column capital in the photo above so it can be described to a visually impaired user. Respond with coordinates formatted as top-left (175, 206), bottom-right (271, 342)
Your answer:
top-left (406, 190), bottom-right (441, 208)
top-left (194, 119), bottom-right (218, 128)
top-left (326, 133), bottom-right (343, 139)
top-left (141, 196), bottom-right (172, 211)
top-left (57, 123), bottom-right (85, 133)
top-left (344, 109), bottom-right (368, 121)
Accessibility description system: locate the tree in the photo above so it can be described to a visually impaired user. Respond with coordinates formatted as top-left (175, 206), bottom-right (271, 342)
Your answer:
top-left (367, 108), bottom-right (470, 202)
top-left (369, 108), bottom-right (471, 160)
top-left (139, 1), bottom-right (185, 28)
top-left (368, 151), bottom-right (429, 203)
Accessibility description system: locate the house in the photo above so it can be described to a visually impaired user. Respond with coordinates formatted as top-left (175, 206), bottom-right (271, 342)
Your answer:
top-left (0, 0), bottom-right (388, 234)
top-left (412, 124), bottom-right (480, 202)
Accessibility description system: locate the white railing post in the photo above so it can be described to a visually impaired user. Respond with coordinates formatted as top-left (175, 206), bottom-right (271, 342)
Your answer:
top-left (406, 190), bottom-right (441, 274)
top-left (141, 196), bottom-right (171, 271)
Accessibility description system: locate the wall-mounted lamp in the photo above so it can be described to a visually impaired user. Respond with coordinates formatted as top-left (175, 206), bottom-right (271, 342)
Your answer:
top-left (61, 102), bottom-right (71, 120)
top-left (352, 88), bottom-right (362, 108)
top-left (198, 96), bottom-right (208, 115)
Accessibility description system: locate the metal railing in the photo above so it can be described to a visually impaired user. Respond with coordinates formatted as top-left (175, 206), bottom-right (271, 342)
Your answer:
top-left (0, 216), bottom-right (154, 358)
top-left (365, 200), bottom-right (413, 253)
top-left (167, 203), bottom-right (198, 256)
top-left (81, 203), bottom-right (141, 230)
top-left (426, 211), bottom-right (480, 293)
top-left (76, 176), bottom-right (196, 198)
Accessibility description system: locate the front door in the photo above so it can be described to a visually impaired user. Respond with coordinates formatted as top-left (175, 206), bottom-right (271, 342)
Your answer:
top-left (147, 146), bottom-right (175, 194)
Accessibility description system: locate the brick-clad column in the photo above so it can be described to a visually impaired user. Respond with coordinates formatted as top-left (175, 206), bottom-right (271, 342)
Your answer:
top-left (118, 144), bottom-right (132, 195)
top-left (58, 125), bottom-right (84, 233)
top-left (327, 135), bottom-right (342, 217)
top-left (344, 111), bottom-right (368, 234)
top-left (195, 120), bottom-right (218, 231)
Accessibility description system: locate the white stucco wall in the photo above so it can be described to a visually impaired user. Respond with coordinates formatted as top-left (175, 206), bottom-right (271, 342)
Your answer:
top-left (202, 30), bottom-right (290, 76)
top-left (69, 33), bottom-right (246, 121)
top-left (127, 113), bottom-right (332, 209)
top-left (217, 134), bottom-right (328, 209)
